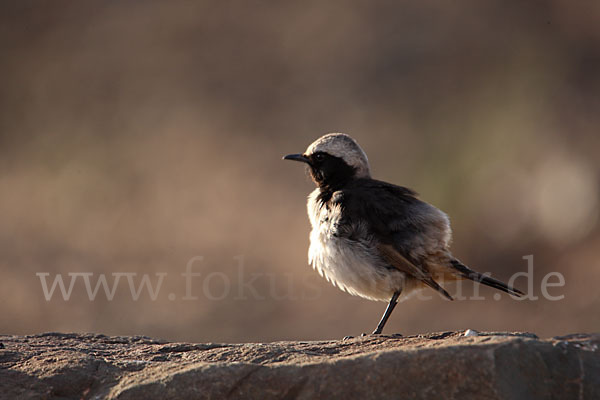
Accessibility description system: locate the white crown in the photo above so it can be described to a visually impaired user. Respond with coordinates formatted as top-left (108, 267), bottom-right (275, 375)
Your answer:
top-left (305, 133), bottom-right (371, 178)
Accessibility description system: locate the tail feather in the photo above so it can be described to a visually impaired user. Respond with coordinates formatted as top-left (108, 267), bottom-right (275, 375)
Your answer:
top-left (450, 259), bottom-right (524, 297)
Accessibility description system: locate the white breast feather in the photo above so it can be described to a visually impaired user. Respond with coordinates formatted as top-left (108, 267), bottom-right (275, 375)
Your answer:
top-left (306, 189), bottom-right (417, 302)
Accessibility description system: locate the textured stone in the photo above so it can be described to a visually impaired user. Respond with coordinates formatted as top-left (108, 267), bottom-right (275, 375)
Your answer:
top-left (0, 331), bottom-right (598, 399)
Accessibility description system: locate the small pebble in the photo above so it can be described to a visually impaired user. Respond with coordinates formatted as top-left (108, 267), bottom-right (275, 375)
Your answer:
top-left (464, 329), bottom-right (479, 337)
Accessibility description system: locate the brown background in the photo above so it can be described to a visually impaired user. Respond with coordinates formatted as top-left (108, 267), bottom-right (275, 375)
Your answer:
top-left (1, 0), bottom-right (599, 342)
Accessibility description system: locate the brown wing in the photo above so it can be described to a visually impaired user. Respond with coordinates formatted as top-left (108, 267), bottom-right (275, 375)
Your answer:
top-left (377, 243), bottom-right (453, 301)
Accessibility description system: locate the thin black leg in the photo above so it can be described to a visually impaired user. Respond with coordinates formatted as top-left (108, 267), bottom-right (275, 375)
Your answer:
top-left (372, 291), bottom-right (401, 334)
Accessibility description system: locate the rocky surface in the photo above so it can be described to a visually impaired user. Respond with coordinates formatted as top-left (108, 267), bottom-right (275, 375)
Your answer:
top-left (0, 331), bottom-right (598, 399)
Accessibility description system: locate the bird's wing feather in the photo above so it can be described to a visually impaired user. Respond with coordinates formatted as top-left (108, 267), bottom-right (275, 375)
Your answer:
top-left (375, 243), bottom-right (428, 279)
top-left (334, 179), bottom-right (453, 300)
top-left (377, 243), bottom-right (453, 300)
top-left (336, 179), bottom-right (447, 256)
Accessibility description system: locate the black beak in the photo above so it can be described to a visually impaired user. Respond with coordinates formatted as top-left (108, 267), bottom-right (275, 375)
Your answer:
top-left (283, 153), bottom-right (310, 164)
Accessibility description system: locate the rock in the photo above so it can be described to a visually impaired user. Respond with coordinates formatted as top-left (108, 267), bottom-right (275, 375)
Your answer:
top-left (0, 332), bottom-right (598, 399)
top-left (463, 328), bottom-right (479, 337)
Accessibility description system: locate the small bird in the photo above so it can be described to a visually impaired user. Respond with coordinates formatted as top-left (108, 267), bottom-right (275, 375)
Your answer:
top-left (283, 133), bottom-right (523, 334)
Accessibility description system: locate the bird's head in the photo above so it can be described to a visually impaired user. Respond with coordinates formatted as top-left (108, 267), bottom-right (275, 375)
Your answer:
top-left (283, 133), bottom-right (371, 189)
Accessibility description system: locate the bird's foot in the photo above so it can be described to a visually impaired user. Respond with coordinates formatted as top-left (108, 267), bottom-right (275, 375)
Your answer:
top-left (342, 335), bottom-right (354, 340)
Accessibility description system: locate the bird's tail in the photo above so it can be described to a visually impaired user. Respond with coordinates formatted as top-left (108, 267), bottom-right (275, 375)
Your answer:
top-left (449, 259), bottom-right (524, 297)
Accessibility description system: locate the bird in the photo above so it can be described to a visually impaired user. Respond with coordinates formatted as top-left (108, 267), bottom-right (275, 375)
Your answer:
top-left (283, 133), bottom-right (524, 335)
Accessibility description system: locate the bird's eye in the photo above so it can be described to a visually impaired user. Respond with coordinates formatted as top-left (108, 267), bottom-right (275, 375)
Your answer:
top-left (314, 153), bottom-right (325, 162)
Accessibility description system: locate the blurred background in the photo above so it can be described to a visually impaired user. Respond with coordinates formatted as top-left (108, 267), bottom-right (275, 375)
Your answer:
top-left (1, 0), bottom-right (599, 343)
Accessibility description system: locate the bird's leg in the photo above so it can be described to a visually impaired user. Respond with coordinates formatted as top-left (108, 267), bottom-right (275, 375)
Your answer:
top-left (372, 291), bottom-right (401, 334)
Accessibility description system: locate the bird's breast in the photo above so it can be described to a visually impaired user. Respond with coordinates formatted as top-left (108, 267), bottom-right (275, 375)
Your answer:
top-left (306, 189), bottom-right (407, 302)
